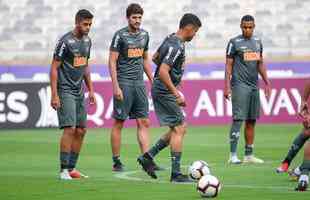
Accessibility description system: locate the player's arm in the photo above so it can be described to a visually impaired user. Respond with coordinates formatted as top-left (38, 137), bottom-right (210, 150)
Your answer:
top-left (224, 57), bottom-right (233, 100)
top-left (300, 81), bottom-right (310, 116)
top-left (83, 65), bottom-right (96, 105)
top-left (224, 40), bottom-right (235, 100)
top-left (108, 51), bottom-right (123, 101)
top-left (109, 33), bottom-right (123, 101)
top-left (143, 51), bottom-right (153, 83)
top-left (152, 51), bottom-right (160, 66)
top-left (50, 59), bottom-right (61, 110)
top-left (158, 63), bottom-right (185, 107)
top-left (257, 44), bottom-right (271, 98)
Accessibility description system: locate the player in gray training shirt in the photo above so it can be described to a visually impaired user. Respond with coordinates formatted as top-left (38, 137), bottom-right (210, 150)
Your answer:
top-left (108, 3), bottom-right (156, 172)
top-left (50, 9), bottom-right (96, 180)
top-left (224, 15), bottom-right (271, 164)
top-left (137, 13), bottom-right (202, 182)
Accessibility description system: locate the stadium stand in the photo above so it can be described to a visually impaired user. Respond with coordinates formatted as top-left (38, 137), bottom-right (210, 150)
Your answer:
top-left (0, 0), bottom-right (309, 80)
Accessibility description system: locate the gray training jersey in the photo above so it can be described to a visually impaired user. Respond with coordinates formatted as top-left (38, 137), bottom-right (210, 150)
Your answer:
top-left (152, 33), bottom-right (185, 95)
top-left (226, 34), bottom-right (263, 89)
top-left (110, 27), bottom-right (149, 82)
top-left (54, 31), bottom-right (91, 97)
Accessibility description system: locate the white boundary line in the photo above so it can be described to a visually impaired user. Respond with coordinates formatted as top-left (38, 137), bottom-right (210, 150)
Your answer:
top-left (113, 165), bottom-right (301, 193)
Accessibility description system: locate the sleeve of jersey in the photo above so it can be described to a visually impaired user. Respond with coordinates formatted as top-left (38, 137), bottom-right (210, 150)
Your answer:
top-left (144, 33), bottom-right (149, 52)
top-left (226, 40), bottom-right (236, 58)
top-left (110, 32), bottom-right (121, 52)
top-left (260, 41), bottom-right (263, 56)
top-left (53, 39), bottom-right (67, 61)
top-left (162, 44), bottom-right (181, 67)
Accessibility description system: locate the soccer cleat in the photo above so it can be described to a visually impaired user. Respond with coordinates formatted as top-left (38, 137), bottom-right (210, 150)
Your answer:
top-left (295, 180), bottom-right (308, 191)
top-left (243, 155), bottom-right (264, 164)
top-left (137, 156), bottom-right (157, 179)
top-left (112, 162), bottom-right (125, 172)
top-left (170, 173), bottom-right (194, 183)
top-left (60, 169), bottom-right (72, 180)
top-left (276, 162), bottom-right (289, 173)
top-left (228, 156), bottom-right (242, 164)
top-left (149, 159), bottom-right (165, 171)
top-left (69, 169), bottom-right (89, 178)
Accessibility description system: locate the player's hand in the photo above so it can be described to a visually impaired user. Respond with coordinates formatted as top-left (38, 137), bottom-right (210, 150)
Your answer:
top-left (224, 87), bottom-right (231, 100)
top-left (51, 95), bottom-right (60, 110)
top-left (264, 84), bottom-right (271, 98)
top-left (114, 87), bottom-right (123, 101)
top-left (88, 92), bottom-right (96, 105)
top-left (176, 91), bottom-right (186, 107)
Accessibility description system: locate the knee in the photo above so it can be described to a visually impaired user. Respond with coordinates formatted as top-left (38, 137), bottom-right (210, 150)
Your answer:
top-left (76, 128), bottom-right (86, 138)
top-left (137, 118), bottom-right (150, 129)
top-left (303, 129), bottom-right (310, 137)
top-left (174, 123), bottom-right (187, 135)
top-left (114, 119), bottom-right (124, 129)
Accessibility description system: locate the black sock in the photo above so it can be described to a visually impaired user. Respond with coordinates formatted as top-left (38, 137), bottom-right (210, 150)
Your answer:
top-left (283, 132), bottom-right (308, 165)
top-left (60, 152), bottom-right (70, 171)
top-left (171, 152), bottom-right (182, 176)
top-left (148, 139), bottom-right (169, 158)
top-left (68, 152), bottom-right (79, 171)
top-left (245, 144), bottom-right (254, 156)
top-left (300, 160), bottom-right (310, 175)
top-left (112, 156), bottom-right (121, 165)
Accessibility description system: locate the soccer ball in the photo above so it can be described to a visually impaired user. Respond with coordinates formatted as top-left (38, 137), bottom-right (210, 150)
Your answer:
top-left (197, 174), bottom-right (221, 198)
top-left (188, 160), bottom-right (210, 180)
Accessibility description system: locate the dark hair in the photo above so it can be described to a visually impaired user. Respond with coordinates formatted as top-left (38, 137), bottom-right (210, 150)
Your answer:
top-left (179, 13), bottom-right (202, 29)
top-left (75, 9), bottom-right (94, 23)
top-left (241, 15), bottom-right (255, 23)
top-left (126, 3), bottom-right (143, 18)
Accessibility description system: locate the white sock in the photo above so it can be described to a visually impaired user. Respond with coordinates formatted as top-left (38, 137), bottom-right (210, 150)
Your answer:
top-left (299, 174), bottom-right (309, 183)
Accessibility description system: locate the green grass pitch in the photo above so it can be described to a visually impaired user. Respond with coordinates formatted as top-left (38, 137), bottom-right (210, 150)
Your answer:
top-left (0, 124), bottom-right (309, 200)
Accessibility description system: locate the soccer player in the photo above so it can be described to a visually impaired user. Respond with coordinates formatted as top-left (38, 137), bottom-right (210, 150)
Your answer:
top-left (224, 15), bottom-right (271, 164)
top-left (295, 142), bottom-right (310, 191)
top-left (108, 3), bottom-right (154, 171)
top-left (276, 82), bottom-right (310, 174)
top-left (137, 13), bottom-right (202, 182)
top-left (50, 9), bottom-right (96, 180)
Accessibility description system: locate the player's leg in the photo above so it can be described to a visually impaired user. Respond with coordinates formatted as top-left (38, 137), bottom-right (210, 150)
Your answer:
top-left (229, 86), bottom-right (249, 164)
top-left (147, 132), bottom-right (171, 159)
top-left (228, 120), bottom-right (243, 164)
top-left (68, 96), bottom-right (88, 178)
top-left (132, 85), bottom-right (151, 154)
top-left (69, 127), bottom-right (88, 178)
top-left (110, 83), bottom-right (132, 171)
top-left (57, 93), bottom-right (77, 180)
top-left (243, 89), bottom-right (263, 163)
top-left (277, 129), bottom-right (310, 173)
top-left (170, 123), bottom-right (192, 182)
top-left (111, 119), bottom-right (125, 171)
top-left (296, 141), bottom-right (310, 191)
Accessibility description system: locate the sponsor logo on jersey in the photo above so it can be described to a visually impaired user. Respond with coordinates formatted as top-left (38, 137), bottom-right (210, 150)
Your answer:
top-left (235, 38), bottom-right (244, 42)
top-left (68, 39), bottom-right (75, 44)
top-left (128, 48), bottom-right (144, 58)
top-left (73, 56), bottom-right (87, 67)
top-left (243, 51), bottom-right (260, 61)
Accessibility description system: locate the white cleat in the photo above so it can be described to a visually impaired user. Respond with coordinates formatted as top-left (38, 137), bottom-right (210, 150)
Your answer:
top-left (228, 156), bottom-right (242, 164)
top-left (60, 169), bottom-right (72, 180)
top-left (243, 155), bottom-right (264, 164)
